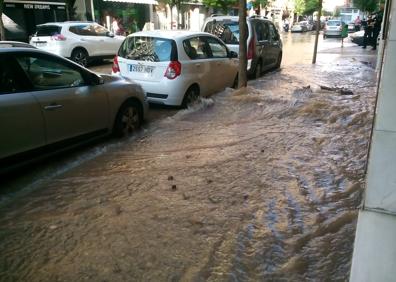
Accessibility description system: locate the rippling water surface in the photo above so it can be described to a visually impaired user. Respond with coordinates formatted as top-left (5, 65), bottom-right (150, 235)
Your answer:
top-left (0, 34), bottom-right (377, 281)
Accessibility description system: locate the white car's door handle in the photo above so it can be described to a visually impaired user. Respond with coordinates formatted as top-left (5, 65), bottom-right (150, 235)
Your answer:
top-left (44, 104), bottom-right (63, 111)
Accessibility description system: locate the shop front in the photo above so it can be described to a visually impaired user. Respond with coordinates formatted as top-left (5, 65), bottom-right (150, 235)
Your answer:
top-left (2, 0), bottom-right (67, 42)
top-left (93, 0), bottom-right (157, 35)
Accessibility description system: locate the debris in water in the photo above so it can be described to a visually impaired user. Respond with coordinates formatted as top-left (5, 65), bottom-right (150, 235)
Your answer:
top-left (208, 196), bottom-right (221, 203)
top-left (168, 175), bottom-right (174, 181)
top-left (171, 185), bottom-right (177, 191)
top-left (243, 194), bottom-right (249, 200)
top-left (114, 206), bottom-right (122, 215)
top-left (340, 89), bottom-right (354, 95)
top-left (182, 192), bottom-right (190, 200)
top-left (207, 179), bottom-right (213, 184)
top-left (320, 85), bottom-right (354, 95)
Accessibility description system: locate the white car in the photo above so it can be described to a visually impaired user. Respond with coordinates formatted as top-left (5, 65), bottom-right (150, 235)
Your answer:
top-left (112, 30), bottom-right (239, 107)
top-left (30, 22), bottom-right (125, 66)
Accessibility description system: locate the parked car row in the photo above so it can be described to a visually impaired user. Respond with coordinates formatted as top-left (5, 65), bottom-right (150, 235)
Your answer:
top-left (0, 18), bottom-right (283, 173)
top-left (291, 21), bottom-right (314, 33)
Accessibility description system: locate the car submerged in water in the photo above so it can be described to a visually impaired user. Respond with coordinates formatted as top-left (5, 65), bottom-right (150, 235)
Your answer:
top-left (0, 47), bottom-right (148, 173)
top-left (112, 30), bottom-right (239, 107)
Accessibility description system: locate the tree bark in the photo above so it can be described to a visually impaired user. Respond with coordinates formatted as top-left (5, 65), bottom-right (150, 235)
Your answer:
top-left (312, 0), bottom-right (323, 64)
top-left (238, 0), bottom-right (248, 88)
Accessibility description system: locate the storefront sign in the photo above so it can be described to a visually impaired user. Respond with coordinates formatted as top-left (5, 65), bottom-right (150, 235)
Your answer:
top-left (23, 3), bottom-right (50, 9)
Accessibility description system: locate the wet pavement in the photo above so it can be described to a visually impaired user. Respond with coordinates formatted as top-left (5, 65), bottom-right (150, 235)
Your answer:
top-left (0, 33), bottom-right (378, 281)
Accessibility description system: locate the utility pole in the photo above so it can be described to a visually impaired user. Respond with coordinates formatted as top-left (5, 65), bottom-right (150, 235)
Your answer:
top-left (238, 0), bottom-right (248, 88)
top-left (312, 0), bottom-right (323, 64)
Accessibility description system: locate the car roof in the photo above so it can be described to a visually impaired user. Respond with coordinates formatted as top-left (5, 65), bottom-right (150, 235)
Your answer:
top-left (0, 41), bottom-right (36, 48)
top-left (205, 15), bottom-right (239, 22)
top-left (37, 21), bottom-right (97, 27)
top-left (128, 30), bottom-right (214, 40)
top-left (204, 15), bottom-right (272, 23)
top-left (0, 46), bottom-right (57, 54)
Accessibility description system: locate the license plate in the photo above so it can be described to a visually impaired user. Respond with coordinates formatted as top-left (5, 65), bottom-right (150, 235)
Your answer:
top-left (129, 64), bottom-right (154, 74)
top-left (35, 42), bottom-right (46, 47)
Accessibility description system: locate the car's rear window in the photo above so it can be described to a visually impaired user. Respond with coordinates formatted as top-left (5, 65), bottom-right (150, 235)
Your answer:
top-left (327, 21), bottom-right (341, 26)
top-left (204, 20), bottom-right (240, 45)
top-left (118, 36), bottom-right (177, 62)
top-left (36, 25), bottom-right (62, 36)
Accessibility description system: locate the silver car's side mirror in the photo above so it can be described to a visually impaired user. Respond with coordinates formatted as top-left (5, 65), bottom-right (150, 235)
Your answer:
top-left (107, 31), bottom-right (115, 38)
top-left (90, 73), bottom-right (104, 85)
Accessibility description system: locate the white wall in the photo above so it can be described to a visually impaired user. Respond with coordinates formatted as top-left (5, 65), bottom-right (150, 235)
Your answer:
top-left (350, 0), bottom-right (396, 280)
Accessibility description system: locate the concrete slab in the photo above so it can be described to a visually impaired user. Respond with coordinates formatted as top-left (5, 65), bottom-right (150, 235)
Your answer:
top-left (365, 130), bottom-right (396, 213)
top-left (350, 210), bottom-right (396, 282)
top-left (376, 40), bottom-right (396, 132)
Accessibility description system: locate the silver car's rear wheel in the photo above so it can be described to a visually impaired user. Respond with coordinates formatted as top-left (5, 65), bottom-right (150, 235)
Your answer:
top-left (114, 101), bottom-right (142, 137)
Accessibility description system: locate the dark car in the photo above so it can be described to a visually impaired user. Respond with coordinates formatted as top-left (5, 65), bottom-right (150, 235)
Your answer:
top-left (202, 15), bottom-right (283, 79)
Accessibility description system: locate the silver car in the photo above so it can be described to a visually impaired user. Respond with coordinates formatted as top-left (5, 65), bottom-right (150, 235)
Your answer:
top-left (0, 47), bottom-right (148, 172)
top-left (323, 20), bottom-right (344, 38)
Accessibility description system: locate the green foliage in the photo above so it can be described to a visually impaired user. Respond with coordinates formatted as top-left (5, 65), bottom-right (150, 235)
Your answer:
top-left (304, 0), bottom-right (319, 15)
top-left (294, 0), bottom-right (305, 15)
top-left (353, 0), bottom-right (378, 12)
top-left (293, 0), bottom-right (321, 16)
top-left (202, 0), bottom-right (237, 11)
top-left (251, 0), bottom-right (270, 9)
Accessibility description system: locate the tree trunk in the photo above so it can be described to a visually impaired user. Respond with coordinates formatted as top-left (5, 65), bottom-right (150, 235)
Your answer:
top-left (312, 0), bottom-right (323, 64)
top-left (0, 0), bottom-right (5, 40)
top-left (170, 4), bottom-right (174, 30)
top-left (238, 0), bottom-right (248, 88)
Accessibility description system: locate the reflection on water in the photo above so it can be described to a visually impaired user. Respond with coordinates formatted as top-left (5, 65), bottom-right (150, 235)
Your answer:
top-left (0, 34), bottom-right (377, 281)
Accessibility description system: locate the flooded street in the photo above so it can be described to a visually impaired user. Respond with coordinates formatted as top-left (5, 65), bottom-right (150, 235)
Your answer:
top-left (0, 33), bottom-right (378, 281)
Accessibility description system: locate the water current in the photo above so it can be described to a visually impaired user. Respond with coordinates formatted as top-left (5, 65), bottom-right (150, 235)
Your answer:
top-left (0, 33), bottom-right (378, 281)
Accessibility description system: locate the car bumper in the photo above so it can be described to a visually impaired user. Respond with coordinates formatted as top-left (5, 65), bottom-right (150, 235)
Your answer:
top-left (131, 78), bottom-right (188, 106)
top-left (324, 30), bottom-right (342, 37)
top-left (34, 45), bottom-right (70, 58)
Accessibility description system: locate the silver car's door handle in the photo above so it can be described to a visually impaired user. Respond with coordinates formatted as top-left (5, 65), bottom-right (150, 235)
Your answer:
top-left (195, 64), bottom-right (201, 67)
top-left (44, 104), bottom-right (63, 111)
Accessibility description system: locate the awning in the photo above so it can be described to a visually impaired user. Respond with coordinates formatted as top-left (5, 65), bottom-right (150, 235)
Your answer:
top-left (103, 0), bottom-right (158, 4)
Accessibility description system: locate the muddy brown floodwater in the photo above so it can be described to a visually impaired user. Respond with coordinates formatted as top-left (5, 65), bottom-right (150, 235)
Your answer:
top-left (0, 35), bottom-right (377, 281)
